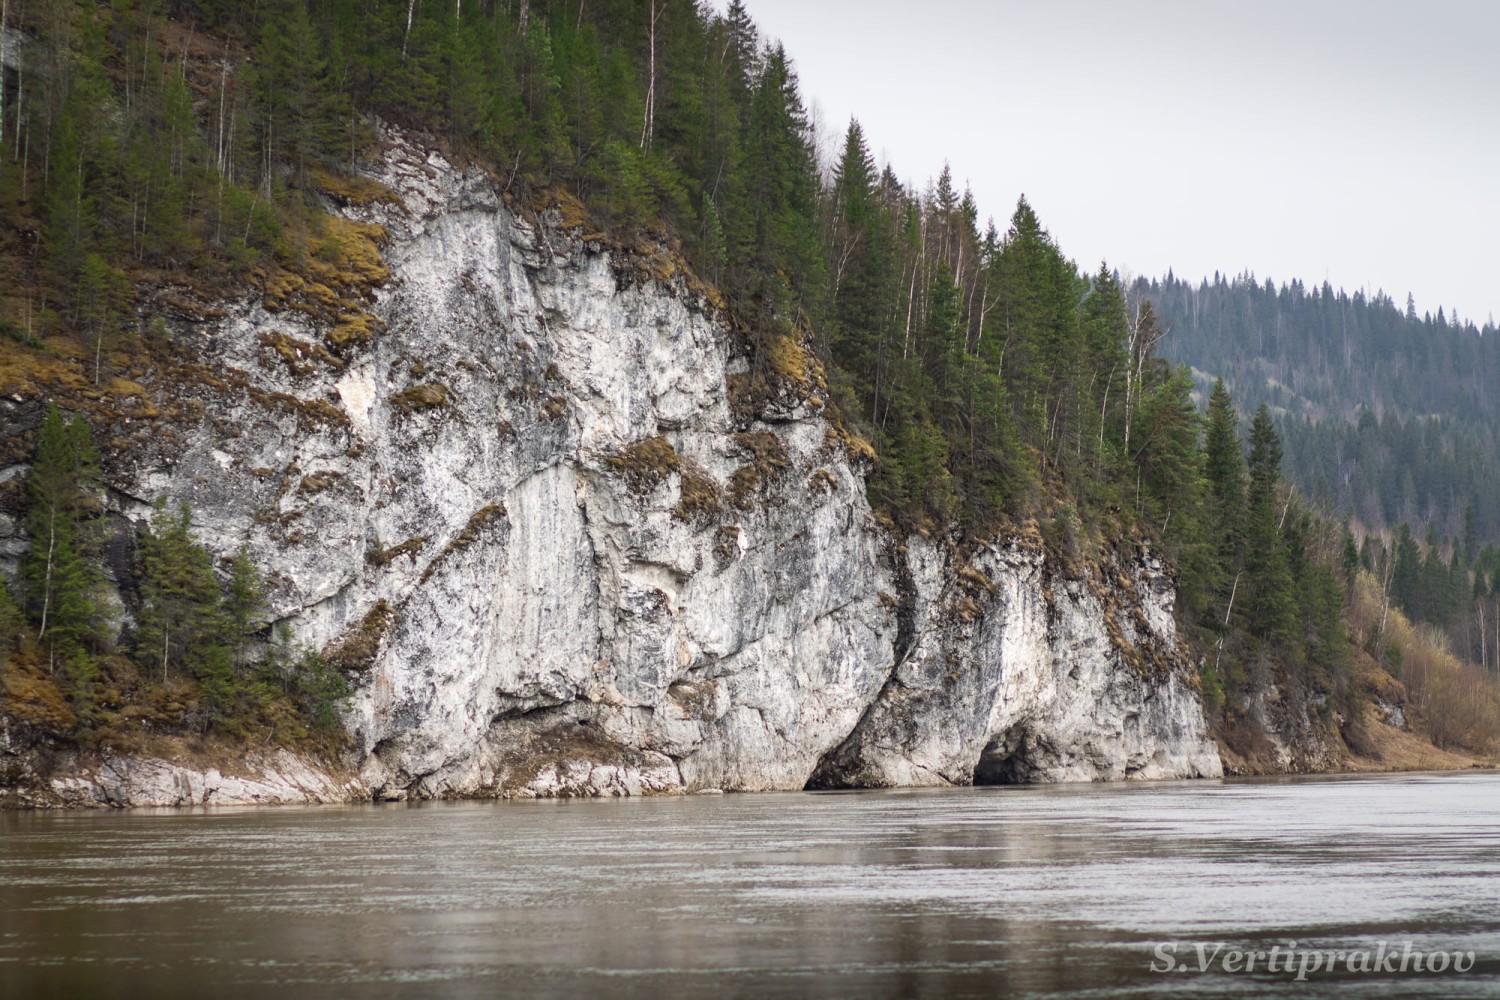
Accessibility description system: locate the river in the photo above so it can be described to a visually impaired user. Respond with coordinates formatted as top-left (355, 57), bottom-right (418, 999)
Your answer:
top-left (2, 772), bottom-right (1498, 998)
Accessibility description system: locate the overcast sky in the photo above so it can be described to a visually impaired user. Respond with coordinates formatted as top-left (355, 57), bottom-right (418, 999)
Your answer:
top-left (740, 0), bottom-right (1499, 325)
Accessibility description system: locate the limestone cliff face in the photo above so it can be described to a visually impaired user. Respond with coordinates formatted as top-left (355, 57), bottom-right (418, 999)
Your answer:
top-left (1, 130), bottom-right (1223, 805)
top-left (810, 541), bottom-right (1220, 788)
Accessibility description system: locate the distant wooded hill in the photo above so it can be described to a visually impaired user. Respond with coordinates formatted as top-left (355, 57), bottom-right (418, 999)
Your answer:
top-left (1147, 273), bottom-right (1500, 549)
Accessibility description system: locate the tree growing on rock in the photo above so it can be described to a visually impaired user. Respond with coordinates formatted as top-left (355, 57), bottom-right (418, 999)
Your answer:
top-left (22, 404), bottom-right (104, 697)
top-left (134, 500), bottom-right (225, 687)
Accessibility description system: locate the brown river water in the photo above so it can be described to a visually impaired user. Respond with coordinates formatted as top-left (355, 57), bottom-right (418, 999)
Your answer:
top-left (2, 772), bottom-right (1498, 998)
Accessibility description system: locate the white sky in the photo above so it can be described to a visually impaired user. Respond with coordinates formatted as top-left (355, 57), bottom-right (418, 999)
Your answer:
top-left (739, 0), bottom-right (1500, 325)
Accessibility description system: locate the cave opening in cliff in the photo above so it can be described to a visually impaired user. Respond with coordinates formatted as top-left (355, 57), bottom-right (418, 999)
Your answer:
top-left (972, 730), bottom-right (1030, 785)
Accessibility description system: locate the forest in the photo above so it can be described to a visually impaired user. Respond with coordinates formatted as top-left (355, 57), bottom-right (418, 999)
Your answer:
top-left (1149, 272), bottom-right (1500, 543)
top-left (1150, 273), bottom-right (1500, 683)
top-left (0, 0), bottom-right (1494, 754)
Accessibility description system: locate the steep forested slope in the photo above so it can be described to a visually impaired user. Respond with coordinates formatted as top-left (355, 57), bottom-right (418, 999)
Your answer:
top-left (0, 0), bottom-right (1493, 778)
top-left (1148, 273), bottom-right (1500, 543)
top-left (1148, 274), bottom-right (1500, 674)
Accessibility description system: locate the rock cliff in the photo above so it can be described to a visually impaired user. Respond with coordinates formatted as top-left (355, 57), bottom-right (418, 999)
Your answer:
top-left (0, 129), bottom-right (1223, 805)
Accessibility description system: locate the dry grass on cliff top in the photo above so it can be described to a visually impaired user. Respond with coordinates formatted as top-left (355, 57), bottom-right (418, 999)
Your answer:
top-left (531, 186), bottom-right (727, 312)
top-left (256, 213), bottom-right (390, 353)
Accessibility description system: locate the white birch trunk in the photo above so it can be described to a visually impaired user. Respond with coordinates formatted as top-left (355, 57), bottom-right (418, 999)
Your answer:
top-left (640, 0), bottom-right (659, 150)
top-left (0, 0), bottom-right (9, 149)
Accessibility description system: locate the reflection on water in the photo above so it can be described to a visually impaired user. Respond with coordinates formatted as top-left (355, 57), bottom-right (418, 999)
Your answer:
top-left (2, 772), bottom-right (1499, 998)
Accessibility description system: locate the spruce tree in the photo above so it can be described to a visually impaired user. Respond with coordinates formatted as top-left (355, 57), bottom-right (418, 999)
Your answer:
top-left (723, 0), bottom-right (761, 103)
top-left (828, 119), bottom-right (897, 425)
top-left (22, 405), bottom-right (102, 691)
top-left (1131, 364), bottom-right (1203, 532)
top-left (134, 501), bottom-right (225, 686)
top-left (1390, 523), bottom-right (1421, 622)
top-left (1077, 263), bottom-right (1130, 475)
top-left (251, 0), bottom-right (348, 187)
top-left (742, 44), bottom-right (823, 321)
top-left (222, 547), bottom-right (266, 665)
top-left (1202, 378), bottom-right (1248, 609)
top-left (1340, 526), bottom-right (1360, 581)
top-left (1243, 405), bottom-right (1294, 640)
top-left (43, 103), bottom-right (90, 294)
top-left (992, 197), bottom-right (1079, 442)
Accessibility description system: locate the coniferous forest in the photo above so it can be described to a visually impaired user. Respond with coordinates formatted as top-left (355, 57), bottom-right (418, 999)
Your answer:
top-left (0, 0), bottom-right (1495, 755)
top-left (1150, 274), bottom-right (1500, 683)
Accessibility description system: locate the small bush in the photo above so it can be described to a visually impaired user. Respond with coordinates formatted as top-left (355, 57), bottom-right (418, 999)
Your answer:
top-left (391, 383), bottom-right (450, 414)
top-left (673, 463), bottom-right (722, 523)
top-left (608, 436), bottom-right (679, 494)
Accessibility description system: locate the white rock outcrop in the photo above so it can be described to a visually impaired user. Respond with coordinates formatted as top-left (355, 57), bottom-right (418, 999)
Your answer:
top-left (810, 541), bottom-right (1222, 787)
top-left (1, 128), bottom-right (1222, 805)
top-left (45, 752), bottom-right (362, 808)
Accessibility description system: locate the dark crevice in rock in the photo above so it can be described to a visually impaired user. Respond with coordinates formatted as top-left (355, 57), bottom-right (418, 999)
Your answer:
top-left (804, 538), bottom-right (922, 791)
top-left (802, 749), bottom-right (856, 790)
top-left (486, 695), bottom-right (579, 725)
top-left (891, 544), bottom-right (921, 666)
top-left (803, 678), bottom-right (903, 789)
top-left (972, 725), bottom-right (1046, 785)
